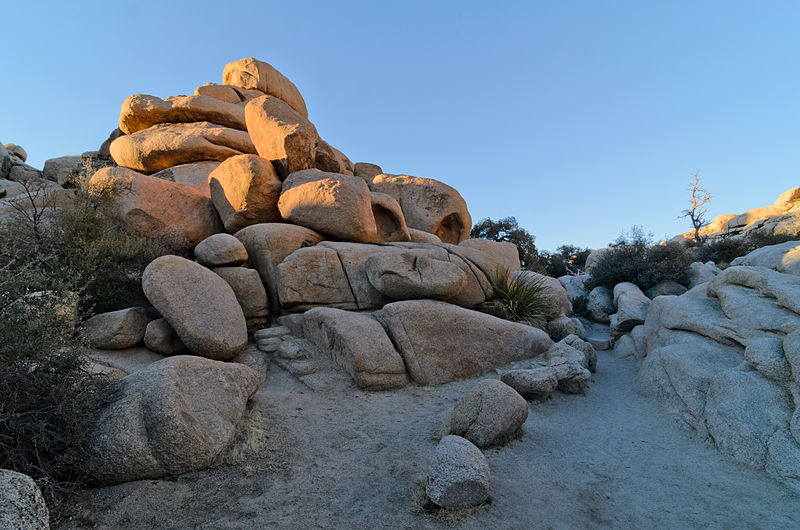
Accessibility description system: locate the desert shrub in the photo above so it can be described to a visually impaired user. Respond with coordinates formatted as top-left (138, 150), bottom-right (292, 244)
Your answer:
top-left (586, 226), bottom-right (690, 291)
top-left (477, 268), bottom-right (556, 329)
top-left (537, 244), bottom-right (592, 277)
top-left (689, 230), bottom-right (800, 268)
top-left (0, 258), bottom-right (104, 506)
top-left (572, 295), bottom-right (591, 319)
top-left (0, 178), bottom-right (185, 313)
top-left (470, 217), bottom-right (537, 269)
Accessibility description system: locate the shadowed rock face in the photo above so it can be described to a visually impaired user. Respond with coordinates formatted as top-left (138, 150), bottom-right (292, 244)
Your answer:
top-left (88, 166), bottom-right (224, 246)
top-left (142, 255), bottom-right (247, 360)
top-left (84, 356), bottom-right (259, 485)
top-left (637, 242), bottom-right (800, 493)
top-left (369, 174), bottom-right (472, 244)
top-left (244, 96), bottom-right (319, 179)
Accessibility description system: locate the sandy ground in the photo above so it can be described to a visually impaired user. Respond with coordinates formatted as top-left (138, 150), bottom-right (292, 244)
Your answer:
top-left (56, 348), bottom-right (799, 529)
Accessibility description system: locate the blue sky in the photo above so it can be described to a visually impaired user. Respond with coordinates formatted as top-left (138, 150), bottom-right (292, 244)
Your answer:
top-left (2, 1), bottom-right (799, 250)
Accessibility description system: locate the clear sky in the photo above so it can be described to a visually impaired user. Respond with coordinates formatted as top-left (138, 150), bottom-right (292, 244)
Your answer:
top-left (2, 1), bottom-right (799, 251)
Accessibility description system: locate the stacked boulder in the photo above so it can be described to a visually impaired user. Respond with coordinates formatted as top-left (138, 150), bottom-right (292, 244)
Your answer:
top-left (82, 57), bottom-right (567, 391)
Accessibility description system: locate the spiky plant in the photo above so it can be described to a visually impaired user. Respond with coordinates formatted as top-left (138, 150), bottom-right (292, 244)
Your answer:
top-left (482, 268), bottom-right (556, 329)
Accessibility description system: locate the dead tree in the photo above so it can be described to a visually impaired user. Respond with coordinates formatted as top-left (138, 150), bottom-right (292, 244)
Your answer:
top-left (681, 172), bottom-right (712, 244)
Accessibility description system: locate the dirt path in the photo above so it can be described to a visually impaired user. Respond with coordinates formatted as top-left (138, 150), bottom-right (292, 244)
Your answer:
top-left (58, 349), bottom-right (799, 529)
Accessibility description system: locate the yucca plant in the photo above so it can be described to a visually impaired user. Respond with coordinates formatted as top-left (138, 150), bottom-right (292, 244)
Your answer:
top-left (479, 268), bottom-right (556, 329)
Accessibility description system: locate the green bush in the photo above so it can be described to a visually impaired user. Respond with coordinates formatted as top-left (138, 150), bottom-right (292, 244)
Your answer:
top-left (0, 178), bottom-right (186, 313)
top-left (0, 258), bottom-right (104, 506)
top-left (585, 226), bottom-right (691, 291)
top-left (477, 268), bottom-right (556, 329)
top-left (536, 244), bottom-right (592, 277)
top-left (0, 173), bottom-right (183, 508)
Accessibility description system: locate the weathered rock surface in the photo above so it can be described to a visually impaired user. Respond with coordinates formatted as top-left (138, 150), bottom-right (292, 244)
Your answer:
top-left (314, 139), bottom-right (354, 175)
top-left (0, 469), bottom-right (49, 530)
top-left (730, 240), bottom-right (800, 276)
top-left (459, 238), bottom-right (521, 272)
top-left (89, 167), bottom-right (223, 246)
top-left (408, 228), bottom-right (441, 243)
top-left (426, 436), bottom-right (491, 509)
top-left (43, 155), bottom-right (82, 186)
top-left (610, 282), bottom-right (651, 338)
top-left (82, 307), bottom-right (151, 349)
top-left (195, 83), bottom-right (265, 104)
top-left (209, 154), bottom-right (283, 232)
top-left (223, 57), bottom-right (308, 118)
top-left (277, 245), bottom-right (355, 310)
top-left (370, 191), bottom-right (411, 242)
top-left (150, 161), bottom-right (220, 197)
top-left (234, 223), bottom-right (324, 313)
top-left (110, 121), bottom-right (255, 173)
top-left (501, 368), bottom-right (559, 399)
top-left (636, 252), bottom-right (800, 492)
top-left (558, 274), bottom-right (589, 301)
top-left (370, 174), bottom-right (471, 244)
top-left (587, 286), bottom-right (615, 323)
top-left (4, 143), bottom-right (27, 162)
top-left (143, 318), bottom-right (186, 355)
top-left (142, 256), bottom-right (247, 360)
top-left (365, 251), bottom-right (467, 301)
top-left (212, 267), bottom-right (269, 318)
top-left (354, 162), bottom-right (383, 182)
top-left (244, 95), bottom-right (318, 179)
top-left (195, 233), bottom-right (248, 267)
top-left (302, 307), bottom-right (407, 389)
top-left (278, 169), bottom-right (377, 243)
top-left (645, 280), bottom-right (688, 299)
top-left (84, 355), bottom-right (259, 485)
top-left (546, 314), bottom-right (585, 342)
top-left (687, 261), bottom-right (721, 288)
top-left (449, 379), bottom-right (528, 447)
top-left (376, 300), bottom-right (552, 385)
top-left (118, 94), bottom-right (247, 135)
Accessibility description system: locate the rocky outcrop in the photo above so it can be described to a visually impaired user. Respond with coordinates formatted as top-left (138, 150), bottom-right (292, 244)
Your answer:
top-left (244, 95), bottom-right (318, 179)
top-left (234, 223), bottom-right (324, 314)
top-left (449, 379), bottom-right (528, 447)
top-left (376, 300), bottom-right (552, 385)
top-left (365, 251), bottom-right (468, 301)
top-left (118, 94), bottom-right (247, 135)
top-left (587, 286), bottom-right (614, 323)
top-left (110, 122), bottom-right (256, 174)
top-left (278, 169), bottom-right (377, 243)
top-left (84, 356), bottom-right (259, 485)
top-left (150, 161), bottom-right (219, 197)
top-left (370, 192), bottom-right (411, 242)
top-left (223, 57), bottom-right (308, 118)
top-left (143, 318), bottom-right (186, 354)
top-left (0, 470), bottom-right (49, 530)
top-left (636, 242), bottom-right (800, 492)
top-left (142, 256), bottom-right (247, 360)
top-left (458, 238), bottom-right (521, 272)
top-left (81, 307), bottom-right (151, 349)
top-left (513, 270), bottom-right (572, 319)
top-left (89, 167), bottom-right (224, 246)
top-left (370, 174), bottom-right (471, 244)
top-left (302, 307), bottom-right (407, 389)
top-left (426, 436), bottom-right (491, 509)
top-left (609, 282), bottom-right (650, 338)
top-left (194, 233), bottom-right (248, 268)
top-left (212, 266), bottom-right (269, 318)
top-left (209, 154), bottom-right (283, 232)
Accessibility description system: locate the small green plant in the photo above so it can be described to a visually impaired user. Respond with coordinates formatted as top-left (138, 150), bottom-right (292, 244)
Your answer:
top-left (572, 295), bottom-right (590, 318)
top-left (478, 268), bottom-right (556, 329)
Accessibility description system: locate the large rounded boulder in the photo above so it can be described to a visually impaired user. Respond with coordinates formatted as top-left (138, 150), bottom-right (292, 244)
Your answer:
top-left (449, 379), bottom-right (528, 447)
top-left (142, 256), bottom-right (247, 360)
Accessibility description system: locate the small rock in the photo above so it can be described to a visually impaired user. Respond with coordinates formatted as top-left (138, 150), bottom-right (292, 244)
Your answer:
top-left (195, 233), bottom-right (248, 267)
top-left (0, 469), bottom-right (49, 530)
top-left (81, 307), bottom-right (151, 349)
top-left (501, 368), bottom-right (558, 399)
top-left (426, 435), bottom-right (491, 509)
top-left (143, 318), bottom-right (186, 355)
top-left (253, 326), bottom-right (291, 340)
top-left (449, 379), bottom-right (528, 448)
